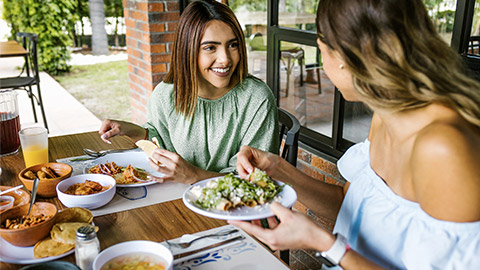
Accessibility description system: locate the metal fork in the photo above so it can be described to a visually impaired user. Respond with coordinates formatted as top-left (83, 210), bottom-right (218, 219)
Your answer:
top-left (164, 229), bottom-right (239, 248)
top-left (83, 147), bottom-right (137, 158)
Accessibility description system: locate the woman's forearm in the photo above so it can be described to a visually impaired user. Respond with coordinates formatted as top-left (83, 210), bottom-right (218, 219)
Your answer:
top-left (274, 158), bottom-right (345, 220)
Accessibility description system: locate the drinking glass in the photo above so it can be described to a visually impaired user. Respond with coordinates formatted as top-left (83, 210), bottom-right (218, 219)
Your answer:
top-left (19, 126), bottom-right (49, 167)
top-left (0, 90), bottom-right (21, 156)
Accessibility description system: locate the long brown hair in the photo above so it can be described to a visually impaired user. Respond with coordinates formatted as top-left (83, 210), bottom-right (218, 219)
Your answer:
top-left (163, 0), bottom-right (248, 118)
top-left (316, 0), bottom-right (480, 127)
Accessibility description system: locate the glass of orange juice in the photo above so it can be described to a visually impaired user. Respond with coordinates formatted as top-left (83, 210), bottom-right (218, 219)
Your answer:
top-left (18, 126), bottom-right (48, 167)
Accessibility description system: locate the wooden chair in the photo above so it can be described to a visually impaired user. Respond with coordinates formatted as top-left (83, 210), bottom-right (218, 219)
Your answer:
top-left (0, 32), bottom-right (48, 131)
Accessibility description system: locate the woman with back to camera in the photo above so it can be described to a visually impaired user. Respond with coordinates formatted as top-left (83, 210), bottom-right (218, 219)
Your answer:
top-left (229, 0), bottom-right (480, 269)
top-left (99, 0), bottom-right (279, 184)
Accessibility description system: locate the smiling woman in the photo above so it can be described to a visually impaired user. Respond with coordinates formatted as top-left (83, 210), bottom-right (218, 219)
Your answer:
top-left (97, 0), bottom-right (279, 186)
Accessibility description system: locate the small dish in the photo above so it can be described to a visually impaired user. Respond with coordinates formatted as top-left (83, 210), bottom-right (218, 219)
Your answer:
top-left (18, 163), bottom-right (73, 198)
top-left (0, 202), bottom-right (57, 247)
top-left (0, 186), bottom-right (30, 210)
top-left (0, 195), bottom-right (15, 212)
top-left (56, 174), bottom-right (116, 209)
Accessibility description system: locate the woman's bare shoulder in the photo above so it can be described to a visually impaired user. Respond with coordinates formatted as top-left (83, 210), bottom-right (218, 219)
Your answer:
top-left (410, 120), bottom-right (480, 222)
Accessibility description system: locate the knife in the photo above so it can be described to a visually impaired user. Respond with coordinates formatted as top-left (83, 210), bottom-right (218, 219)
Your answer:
top-left (173, 235), bottom-right (245, 260)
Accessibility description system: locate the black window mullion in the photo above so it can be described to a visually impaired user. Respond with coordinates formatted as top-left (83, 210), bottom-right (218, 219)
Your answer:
top-left (451, 0), bottom-right (475, 53)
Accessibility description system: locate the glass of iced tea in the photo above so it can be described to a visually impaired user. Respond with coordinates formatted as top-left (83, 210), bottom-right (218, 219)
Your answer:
top-left (0, 90), bottom-right (21, 156)
top-left (19, 126), bottom-right (49, 167)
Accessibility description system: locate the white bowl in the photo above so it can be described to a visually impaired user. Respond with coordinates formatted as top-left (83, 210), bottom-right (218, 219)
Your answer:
top-left (56, 174), bottom-right (116, 209)
top-left (93, 240), bottom-right (173, 270)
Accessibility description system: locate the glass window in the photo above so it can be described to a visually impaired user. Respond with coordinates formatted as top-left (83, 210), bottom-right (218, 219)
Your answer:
top-left (229, 0), bottom-right (268, 81)
top-left (343, 102), bottom-right (372, 143)
top-left (277, 0), bottom-right (317, 32)
top-left (423, 0), bottom-right (457, 45)
top-left (279, 41), bottom-right (335, 137)
top-left (467, 0), bottom-right (480, 56)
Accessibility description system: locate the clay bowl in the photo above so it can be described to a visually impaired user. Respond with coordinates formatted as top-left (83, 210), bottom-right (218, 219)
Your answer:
top-left (0, 186), bottom-right (30, 211)
top-left (0, 202), bottom-right (57, 247)
top-left (18, 163), bottom-right (73, 198)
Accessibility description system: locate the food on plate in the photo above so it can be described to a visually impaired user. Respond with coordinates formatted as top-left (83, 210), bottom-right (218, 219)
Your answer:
top-left (33, 237), bottom-right (75, 258)
top-left (23, 166), bottom-right (59, 180)
top-left (51, 222), bottom-right (99, 245)
top-left (191, 169), bottom-right (284, 211)
top-left (1, 213), bottom-right (53, 230)
top-left (33, 207), bottom-right (95, 258)
top-left (135, 137), bottom-right (161, 165)
top-left (88, 162), bottom-right (150, 185)
top-left (100, 252), bottom-right (166, 270)
top-left (65, 180), bottom-right (112, 195)
top-left (55, 207), bottom-right (93, 224)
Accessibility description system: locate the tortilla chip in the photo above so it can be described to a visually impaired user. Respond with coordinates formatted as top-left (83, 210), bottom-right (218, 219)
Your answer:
top-left (33, 237), bottom-right (74, 258)
top-left (55, 207), bottom-right (93, 224)
top-left (51, 222), bottom-right (98, 245)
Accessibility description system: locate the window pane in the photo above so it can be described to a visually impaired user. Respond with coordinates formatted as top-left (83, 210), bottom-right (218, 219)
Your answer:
top-left (423, 0), bottom-right (456, 45)
top-left (279, 41), bottom-right (334, 137)
top-left (343, 102), bottom-right (372, 143)
top-left (230, 0), bottom-right (268, 81)
top-left (278, 0), bottom-right (317, 33)
top-left (467, 0), bottom-right (480, 56)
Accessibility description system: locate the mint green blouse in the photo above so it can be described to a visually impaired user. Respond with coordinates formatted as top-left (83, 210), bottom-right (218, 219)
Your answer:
top-left (144, 75), bottom-right (279, 174)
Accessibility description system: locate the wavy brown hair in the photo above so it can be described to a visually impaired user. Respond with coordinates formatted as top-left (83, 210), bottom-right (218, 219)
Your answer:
top-left (316, 0), bottom-right (480, 127)
top-left (163, 0), bottom-right (248, 118)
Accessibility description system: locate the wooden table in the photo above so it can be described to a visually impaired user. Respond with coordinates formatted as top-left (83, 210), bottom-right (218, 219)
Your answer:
top-left (0, 132), bottom-right (227, 269)
top-left (0, 40), bottom-right (28, 58)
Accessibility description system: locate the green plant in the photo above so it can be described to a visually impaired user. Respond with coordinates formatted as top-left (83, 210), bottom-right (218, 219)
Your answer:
top-left (2, 0), bottom-right (78, 74)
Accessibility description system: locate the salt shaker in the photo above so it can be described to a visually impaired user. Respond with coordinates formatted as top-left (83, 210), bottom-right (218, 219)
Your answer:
top-left (75, 225), bottom-right (100, 270)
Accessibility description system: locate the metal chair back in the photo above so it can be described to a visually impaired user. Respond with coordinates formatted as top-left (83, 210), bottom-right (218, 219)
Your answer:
top-left (278, 107), bottom-right (300, 166)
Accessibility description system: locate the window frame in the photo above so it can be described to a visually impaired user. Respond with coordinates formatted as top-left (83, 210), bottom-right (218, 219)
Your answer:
top-left (180, 0), bottom-right (476, 159)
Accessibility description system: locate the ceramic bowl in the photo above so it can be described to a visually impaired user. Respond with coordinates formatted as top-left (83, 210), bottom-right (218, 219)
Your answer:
top-left (56, 174), bottom-right (116, 209)
top-left (0, 202), bottom-right (57, 247)
top-left (93, 240), bottom-right (173, 270)
top-left (0, 186), bottom-right (30, 211)
top-left (18, 163), bottom-right (73, 198)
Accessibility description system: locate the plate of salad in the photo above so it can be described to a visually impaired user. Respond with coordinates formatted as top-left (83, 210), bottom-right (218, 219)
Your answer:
top-left (182, 169), bottom-right (297, 220)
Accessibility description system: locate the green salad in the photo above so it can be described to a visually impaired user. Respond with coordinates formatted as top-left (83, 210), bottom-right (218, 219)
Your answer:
top-left (191, 169), bottom-right (284, 211)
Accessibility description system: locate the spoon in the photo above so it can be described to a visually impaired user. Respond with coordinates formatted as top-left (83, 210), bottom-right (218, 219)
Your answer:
top-left (20, 178), bottom-right (39, 224)
top-left (83, 148), bottom-right (137, 158)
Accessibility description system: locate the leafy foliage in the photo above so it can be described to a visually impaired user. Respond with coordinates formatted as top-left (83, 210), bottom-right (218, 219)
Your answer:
top-left (2, 0), bottom-right (79, 75)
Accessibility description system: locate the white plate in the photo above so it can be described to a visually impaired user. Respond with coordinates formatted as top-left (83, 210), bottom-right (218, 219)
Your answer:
top-left (0, 236), bottom-right (74, 264)
top-left (83, 152), bottom-right (163, 187)
top-left (182, 176), bottom-right (297, 220)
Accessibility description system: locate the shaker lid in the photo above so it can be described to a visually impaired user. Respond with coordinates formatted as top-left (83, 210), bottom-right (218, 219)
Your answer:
top-left (76, 225), bottom-right (96, 240)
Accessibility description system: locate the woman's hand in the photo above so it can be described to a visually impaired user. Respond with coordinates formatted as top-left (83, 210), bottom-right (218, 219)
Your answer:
top-left (228, 202), bottom-right (335, 251)
top-left (236, 145), bottom-right (282, 179)
top-left (148, 148), bottom-right (220, 185)
top-left (99, 119), bottom-right (146, 143)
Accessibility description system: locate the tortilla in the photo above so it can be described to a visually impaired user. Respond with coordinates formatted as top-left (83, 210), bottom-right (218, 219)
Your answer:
top-left (135, 137), bottom-right (161, 164)
top-left (33, 237), bottom-right (74, 258)
top-left (55, 207), bottom-right (93, 224)
top-left (51, 222), bottom-right (98, 245)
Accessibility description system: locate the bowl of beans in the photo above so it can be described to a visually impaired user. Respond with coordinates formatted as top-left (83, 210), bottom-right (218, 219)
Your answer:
top-left (0, 202), bottom-right (57, 247)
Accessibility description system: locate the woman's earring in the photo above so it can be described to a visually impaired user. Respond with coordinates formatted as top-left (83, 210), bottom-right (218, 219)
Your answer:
top-left (339, 64), bottom-right (344, 69)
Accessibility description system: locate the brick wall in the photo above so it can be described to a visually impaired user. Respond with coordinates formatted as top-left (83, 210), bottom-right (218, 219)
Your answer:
top-left (289, 145), bottom-right (345, 269)
top-left (123, 0), bottom-right (179, 124)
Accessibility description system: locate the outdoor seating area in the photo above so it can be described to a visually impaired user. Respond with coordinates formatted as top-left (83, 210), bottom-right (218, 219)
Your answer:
top-left (2, 1), bottom-right (480, 270)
